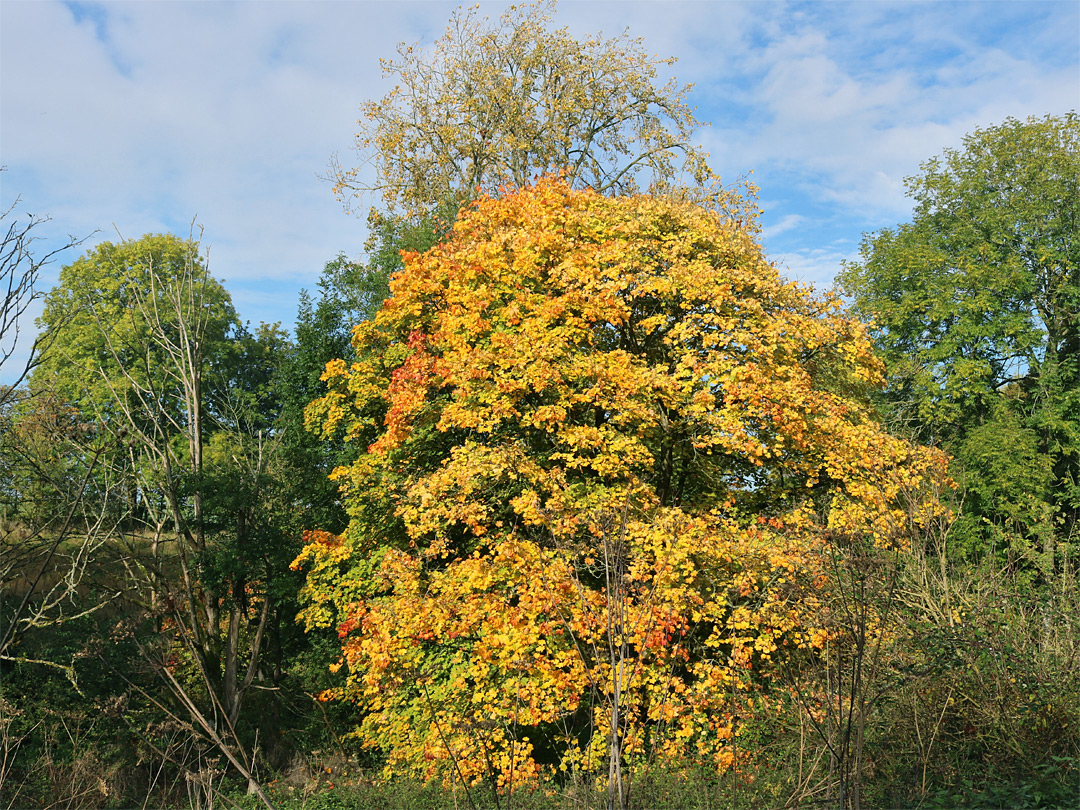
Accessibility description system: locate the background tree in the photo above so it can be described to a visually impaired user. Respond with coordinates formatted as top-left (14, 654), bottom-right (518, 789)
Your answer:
top-left (32, 233), bottom-right (238, 423)
top-left (330, 1), bottom-right (726, 218)
top-left (295, 179), bottom-right (948, 802)
top-left (0, 387), bottom-right (117, 667)
top-left (281, 205), bottom-right (452, 540)
top-left (837, 113), bottom-right (1079, 567)
top-left (832, 112), bottom-right (1080, 810)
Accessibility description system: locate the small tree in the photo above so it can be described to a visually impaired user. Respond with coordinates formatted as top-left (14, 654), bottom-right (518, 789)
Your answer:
top-left (0, 186), bottom-right (100, 674)
top-left (0, 195), bottom-right (70, 394)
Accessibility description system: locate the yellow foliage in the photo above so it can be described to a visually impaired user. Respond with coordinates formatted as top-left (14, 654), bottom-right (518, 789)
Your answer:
top-left (295, 178), bottom-right (949, 790)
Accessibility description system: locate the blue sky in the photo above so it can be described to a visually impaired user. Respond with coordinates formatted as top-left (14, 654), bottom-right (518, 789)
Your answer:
top-left (1, 0), bottom-right (1077, 380)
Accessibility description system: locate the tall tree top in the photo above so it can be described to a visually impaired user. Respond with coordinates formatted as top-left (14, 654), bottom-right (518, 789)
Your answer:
top-left (33, 233), bottom-right (238, 414)
top-left (838, 113), bottom-right (1079, 416)
top-left (331, 1), bottom-right (734, 217)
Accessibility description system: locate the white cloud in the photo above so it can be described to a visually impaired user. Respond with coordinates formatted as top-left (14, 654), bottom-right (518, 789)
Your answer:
top-left (692, 1), bottom-right (1078, 219)
top-left (0, 0), bottom-right (1075, 381)
top-left (770, 242), bottom-right (863, 292)
top-left (761, 212), bottom-right (804, 240)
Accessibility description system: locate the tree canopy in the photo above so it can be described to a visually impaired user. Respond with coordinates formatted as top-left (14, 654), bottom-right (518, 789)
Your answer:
top-left (838, 112), bottom-right (1079, 561)
top-left (294, 178), bottom-right (947, 790)
top-left (331, 1), bottom-right (727, 217)
top-left (5, 100), bottom-right (1080, 805)
top-left (32, 233), bottom-right (239, 421)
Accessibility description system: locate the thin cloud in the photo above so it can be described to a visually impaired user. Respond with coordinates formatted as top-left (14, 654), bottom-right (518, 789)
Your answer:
top-left (762, 213), bottom-right (805, 240)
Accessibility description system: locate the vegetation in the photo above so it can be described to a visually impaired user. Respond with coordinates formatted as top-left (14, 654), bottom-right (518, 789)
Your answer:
top-left (837, 113), bottom-right (1079, 570)
top-left (295, 177), bottom-right (947, 807)
top-left (1, 4), bottom-right (1077, 809)
top-left (330, 0), bottom-right (721, 216)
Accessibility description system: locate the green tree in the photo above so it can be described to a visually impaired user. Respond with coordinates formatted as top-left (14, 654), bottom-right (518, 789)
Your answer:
top-left (31, 233), bottom-right (290, 806)
top-left (33, 233), bottom-right (238, 420)
top-left (838, 113), bottom-right (1079, 565)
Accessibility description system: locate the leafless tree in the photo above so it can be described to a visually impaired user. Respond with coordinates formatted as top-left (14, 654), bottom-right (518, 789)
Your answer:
top-left (0, 179), bottom-right (87, 404)
top-left (0, 182), bottom-right (101, 675)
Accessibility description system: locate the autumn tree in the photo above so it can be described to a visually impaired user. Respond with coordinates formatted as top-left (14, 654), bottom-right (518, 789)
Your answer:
top-left (331, 0), bottom-right (734, 217)
top-left (838, 113), bottom-right (1079, 567)
top-left (319, 1), bottom-right (750, 460)
top-left (295, 179), bottom-right (947, 800)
